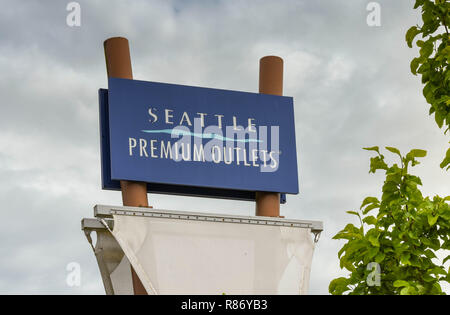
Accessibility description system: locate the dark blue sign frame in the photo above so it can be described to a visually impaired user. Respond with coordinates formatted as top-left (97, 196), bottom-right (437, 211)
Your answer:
top-left (99, 78), bottom-right (299, 203)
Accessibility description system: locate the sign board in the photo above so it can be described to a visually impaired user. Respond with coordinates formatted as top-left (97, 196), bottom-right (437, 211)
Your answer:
top-left (99, 78), bottom-right (298, 202)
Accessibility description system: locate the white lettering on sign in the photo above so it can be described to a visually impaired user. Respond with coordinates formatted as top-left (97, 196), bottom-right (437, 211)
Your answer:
top-left (127, 107), bottom-right (281, 172)
top-left (129, 138), bottom-right (137, 156)
top-left (148, 108), bottom-right (158, 123)
top-left (128, 136), bottom-right (279, 172)
top-left (165, 109), bottom-right (174, 124)
top-left (150, 108), bottom-right (256, 131)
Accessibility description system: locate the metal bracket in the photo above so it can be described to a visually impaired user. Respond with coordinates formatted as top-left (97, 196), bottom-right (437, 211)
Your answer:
top-left (91, 204), bottom-right (323, 235)
top-left (81, 217), bottom-right (114, 231)
top-left (312, 230), bottom-right (322, 243)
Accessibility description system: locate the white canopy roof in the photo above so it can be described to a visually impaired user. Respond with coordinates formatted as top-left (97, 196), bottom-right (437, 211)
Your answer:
top-left (82, 205), bottom-right (322, 295)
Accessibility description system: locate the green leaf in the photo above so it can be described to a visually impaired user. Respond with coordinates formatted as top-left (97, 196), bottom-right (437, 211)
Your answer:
top-left (346, 211), bottom-right (360, 217)
top-left (343, 223), bottom-right (360, 233)
top-left (420, 40), bottom-right (434, 58)
top-left (435, 110), bottom-right (444, 128)
top-left (367, 246), bottom-right (379, 259)
top-left (393, 280), bottom-right (409, 288)
top-left (443, 255), bottom-right (450, 264)
top-left (431, 283), bottom-right (443, 294)
top-left (369, 156), bottom-right (388, 172)
top-left (406, 175), bottom-right (422, 186)
top-left (400, 287), bottom-right (410, 295)
top-left (363, 216), bottom-right (377, 225)
top-left (427, 213), bottom-right (439, 226)
top-left (406, 149), bottom-right (427, 159)
top-left (333, 232), bottom-right (362, 241)
top-left (422, 274), bottom-right (436, 283)
top-left (375, 252), bottom-right (386, 263)
top-left (363, 146), bottom-right (380, 153)
top-left (385, 146), bottom-right (401, 156)
top-left (406, 26), bottom-right (421, 48)
top-left (368, 235), bottom-right (380, 247)
top-left (340, 258), bottom-right (356, 272)
top-left (410, 57), bottom-right (421, 75)
top-left (329, 277), bottom-right (350, 295)
top-left (360, 197), bottom-right (379, 210)
top-left (401, 253), bottom-right (411, 265)
top-left (362, 203), bottom-right (380, 215)
top-left (429, 266), bottom-right (447, 275)
top-left (440, 148), bottom-right (450, 170)
top-left (424, 249), bottom-right (437, 259)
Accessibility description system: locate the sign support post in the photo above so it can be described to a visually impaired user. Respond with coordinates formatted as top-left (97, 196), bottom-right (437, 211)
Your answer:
top-left (256, 56), bottom-right (283, 217)
top-left (103, 37), bottom-right (148, 295)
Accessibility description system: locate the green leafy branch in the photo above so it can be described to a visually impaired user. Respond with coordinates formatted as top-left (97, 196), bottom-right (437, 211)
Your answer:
top-left (329, 147), bottom-right (450, 295)
top-left (406, 0), bottom-right (450, 169)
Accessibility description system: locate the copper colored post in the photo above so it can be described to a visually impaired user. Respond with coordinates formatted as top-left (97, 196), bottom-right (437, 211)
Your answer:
top-left (255, 56), bottom-right (283, 217)
top-left (104, 37), bottom-right (148, 295)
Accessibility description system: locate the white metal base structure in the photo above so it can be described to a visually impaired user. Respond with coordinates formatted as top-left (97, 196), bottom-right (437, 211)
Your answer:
top-left (82, 205), bottom-right (323, 295)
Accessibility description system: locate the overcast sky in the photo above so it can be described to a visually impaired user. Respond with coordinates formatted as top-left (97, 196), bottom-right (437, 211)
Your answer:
top-left (0, 0), bottom-right (448, 294)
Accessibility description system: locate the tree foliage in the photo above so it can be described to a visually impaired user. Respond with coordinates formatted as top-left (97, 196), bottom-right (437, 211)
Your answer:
top-left (406, 0), bottom-right (450, 169)
top-left (329, 147), bottom-right (450, 295)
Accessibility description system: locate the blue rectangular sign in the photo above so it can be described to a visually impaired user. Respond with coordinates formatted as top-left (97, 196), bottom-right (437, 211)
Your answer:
top-left (100, 78), bottom-right (298, 201)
